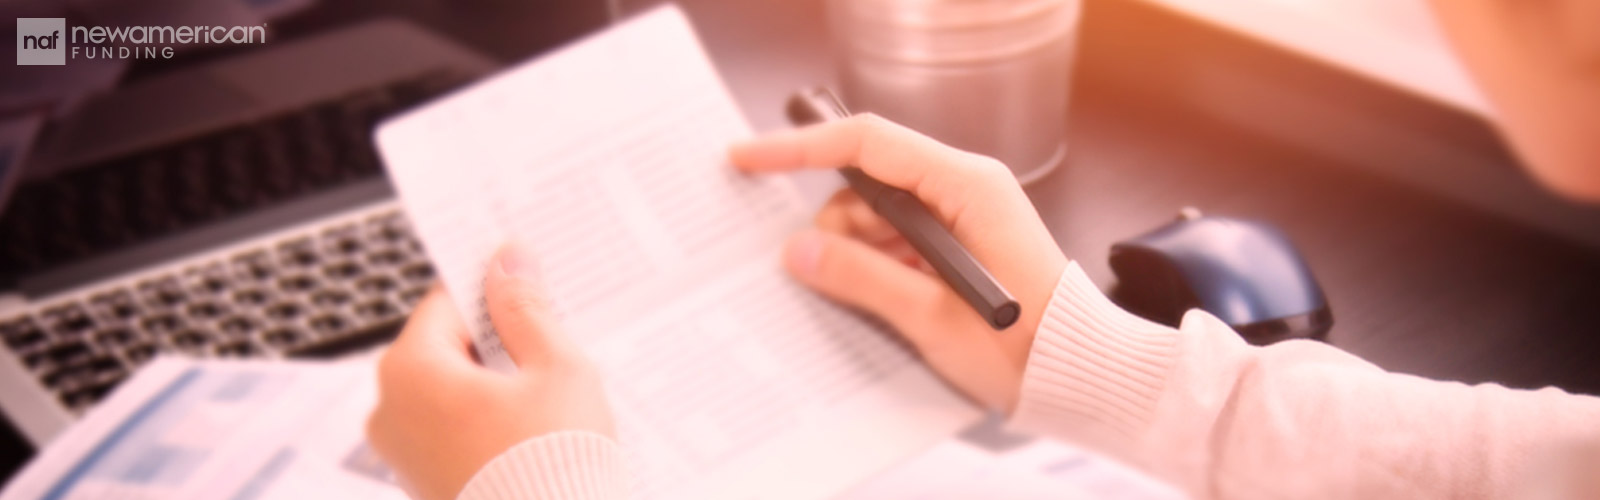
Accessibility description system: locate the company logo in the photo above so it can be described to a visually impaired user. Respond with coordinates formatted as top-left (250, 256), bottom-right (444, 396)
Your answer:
top-left (16, 17), bottom-right (266, 65)
top-left (17, 18), bottom-right (66, 65)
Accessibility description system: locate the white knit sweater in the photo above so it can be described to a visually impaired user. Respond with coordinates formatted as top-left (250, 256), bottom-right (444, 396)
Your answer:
top-left (456, 262), bottom-right (1600, 499)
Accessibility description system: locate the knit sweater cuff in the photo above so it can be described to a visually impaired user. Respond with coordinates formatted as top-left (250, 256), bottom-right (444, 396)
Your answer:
top-left (456, 430), bottom-right (628, 500)
top-left (1009, 261), bottom-right (1182, 443)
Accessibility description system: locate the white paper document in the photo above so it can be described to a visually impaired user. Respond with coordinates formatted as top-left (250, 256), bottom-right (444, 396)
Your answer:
top-left (0, 356), bottom-right (1180, 500)
top-left (375, 5), bottom-right (980, 500)
top-left (0, 358), bottom-right (403, 500)
top-left (840, 435), bottom-right (1186, 500)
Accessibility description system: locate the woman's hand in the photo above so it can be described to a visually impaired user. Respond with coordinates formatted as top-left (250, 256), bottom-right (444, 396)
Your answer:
top-left (730, 114), bottom-right (1069, 412)
top-left (366, 241), bottom-right (615, 500)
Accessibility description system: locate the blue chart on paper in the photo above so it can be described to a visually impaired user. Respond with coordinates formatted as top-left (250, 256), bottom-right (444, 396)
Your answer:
top-left (42, 368), bottom-right (294, 500)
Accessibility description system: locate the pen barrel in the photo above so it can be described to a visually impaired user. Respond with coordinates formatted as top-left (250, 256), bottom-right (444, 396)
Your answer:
top-left (871, 190), bottom-right (1021, 329)
top-left (788, 87), bottom-right (1021, 330)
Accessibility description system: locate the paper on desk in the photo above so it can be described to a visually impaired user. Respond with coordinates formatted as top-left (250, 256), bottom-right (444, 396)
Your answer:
top-left (376, 5), bottom-right (980, 499)
top-left (0, 357), bottom-right (404, 500)
top-left (839, 436), bottom-right (1188, 500)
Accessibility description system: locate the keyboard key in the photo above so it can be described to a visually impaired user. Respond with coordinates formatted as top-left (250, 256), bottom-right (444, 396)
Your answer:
top-left (311, 289), bottom-right (351, 307)
top-left (43, 364), bottom-right (94, 389)
top-left (219, 316), bottom-right (257, 338)
top-left (232, 251), bottom-right (277, 282)
top-left (93, 326), bottom-right (138, 348)
top-left (277, 238), bottom-right (319, 268)
top-left (376, 225), bottom-right (411, 245)
top-left (45, 340), bottom-right (92, 366)
top-left (233, 287), bottom-right (273, 307)
top-left (22, 351), bottom-right (50, 370)
top-left (366, 248), bottom-right (407, 267)
top-left (354, 299), bottom-right (398, 320)
top-left (308, 314), bottom-right (348, 335)
top-left (262, 327), bottom-right (307, 350)
top-left (265, 302), bottom-right (303, 321)
top-left (186, 300), bottom-right (227, 320)
top-left (366, 213), bottom-right (411, 242)
top-left (87, 356), bottom-right (124, 379)
top-left (1, 318), bottom-right (47, 351)
top-left (60, 378), bottom-right (120, 413)
top-left (170, 329), bottom-right (212, 352)
top-left (279, 274), bottom-right (319, 293)
top-left (140, 313), bottom-right (184, 334)
top-left (332, 238), bottom-right (363, 255)
top-left (322, 226), bottom-right (363, 256)
top-left (323, 260), bottom-right (364, 280)
top-left (47, 356), bottom-right (125, 390)
top-left (42, 304), bottom-right (95, 335)
top-left (215, 340), bottom-right (260, 358)
top-left (122, 343), bottom-right (161, 366)
top-left (137, 277), bottom-right (187, 308)
top-left (90, 289), bottom-right (141, 320)
top-left (184, 264), bottom-right (233, 296)
top-left (356, 276), bottom-right (397, 294)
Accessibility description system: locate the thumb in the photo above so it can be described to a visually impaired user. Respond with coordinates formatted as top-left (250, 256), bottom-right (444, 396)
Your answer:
top-left (483, 240), bottom-right (576, 370)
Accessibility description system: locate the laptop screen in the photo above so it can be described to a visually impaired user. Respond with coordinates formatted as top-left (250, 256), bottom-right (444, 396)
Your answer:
top-left (0, 116), bottom-right (42, 221)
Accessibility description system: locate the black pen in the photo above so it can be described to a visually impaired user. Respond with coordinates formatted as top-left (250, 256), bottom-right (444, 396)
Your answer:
top-left (785, 87), bottom-right (1021, 330)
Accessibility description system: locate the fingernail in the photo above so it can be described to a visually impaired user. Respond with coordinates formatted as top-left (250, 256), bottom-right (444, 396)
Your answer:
top-left (785, 231), bottom-right (824, 279)
top-left (498, 238), bottom-right (542, 282)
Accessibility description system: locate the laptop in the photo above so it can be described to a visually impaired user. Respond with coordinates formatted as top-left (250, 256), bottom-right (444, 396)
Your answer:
top-left (0, 15), bottom-right (497, 452)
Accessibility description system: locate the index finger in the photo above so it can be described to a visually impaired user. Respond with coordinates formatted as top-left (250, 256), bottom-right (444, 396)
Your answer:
top-left (728, 114), bottom-right (1011, 221)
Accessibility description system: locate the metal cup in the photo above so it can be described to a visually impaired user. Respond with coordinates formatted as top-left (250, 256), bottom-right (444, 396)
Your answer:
top-left (829, 0), bottom-right (1081, 184)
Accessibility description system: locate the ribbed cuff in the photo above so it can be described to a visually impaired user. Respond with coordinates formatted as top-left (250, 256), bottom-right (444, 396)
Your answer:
top-left (456, 431), bottom-right (629, 500)
top-left (1009, 261), bottom-right (1182, 443)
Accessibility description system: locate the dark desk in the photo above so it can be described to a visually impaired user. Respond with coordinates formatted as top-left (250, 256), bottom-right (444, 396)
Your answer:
top-left (675, 0), bottom-right (1600, 395)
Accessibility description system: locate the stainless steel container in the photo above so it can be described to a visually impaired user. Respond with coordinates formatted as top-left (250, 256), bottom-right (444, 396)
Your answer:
top-left (829, 0), bottom-right (1080, 184)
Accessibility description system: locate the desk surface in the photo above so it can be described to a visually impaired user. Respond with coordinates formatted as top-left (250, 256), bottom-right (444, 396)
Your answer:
top-left (672, 0), bottom-right (1600, 395)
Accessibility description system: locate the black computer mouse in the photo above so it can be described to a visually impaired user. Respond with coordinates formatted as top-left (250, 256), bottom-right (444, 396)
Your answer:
top-left (1109, 208), bottom-right (1333, 345)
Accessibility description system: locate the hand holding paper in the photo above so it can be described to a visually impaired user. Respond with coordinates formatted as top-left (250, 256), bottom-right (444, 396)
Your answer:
top-left (367, 243), bottom-right (616, 500)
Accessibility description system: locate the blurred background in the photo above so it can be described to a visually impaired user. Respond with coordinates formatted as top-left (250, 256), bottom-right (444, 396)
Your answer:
top-left (1, 0), bottom-right (1598, 489)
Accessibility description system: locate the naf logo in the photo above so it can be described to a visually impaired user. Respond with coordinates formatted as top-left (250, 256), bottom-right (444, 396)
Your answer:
top-left (17, 18), bottom-right (66, 65)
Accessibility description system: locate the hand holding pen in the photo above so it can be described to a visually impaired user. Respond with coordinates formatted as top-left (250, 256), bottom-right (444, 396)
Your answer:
top-left (729, 92), bottom-right (1070, 411)
top-left (786, 88), bottom-right (1022, 330)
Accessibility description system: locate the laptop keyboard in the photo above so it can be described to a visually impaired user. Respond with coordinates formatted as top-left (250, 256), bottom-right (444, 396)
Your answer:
top-left (0, 205), bottom-right (433, 414)
top-left (0, 70), bottom-right (465, 284)
top-left (0, 71), bottom-right (471, 415)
